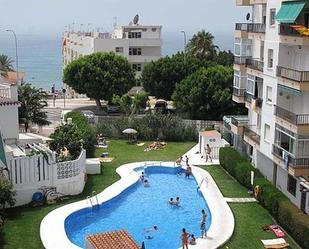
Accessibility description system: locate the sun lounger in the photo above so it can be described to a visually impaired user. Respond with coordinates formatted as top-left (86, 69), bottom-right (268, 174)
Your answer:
top-left (99, 157), bottom-right (114, 163)
top-left (269, 225), bottom-right (285, 238)
top-left (261, 238), bottom-right (289, 249)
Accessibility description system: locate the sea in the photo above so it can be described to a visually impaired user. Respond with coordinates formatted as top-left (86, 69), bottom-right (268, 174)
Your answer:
top-left (0, 31), bottom-right (233, 91)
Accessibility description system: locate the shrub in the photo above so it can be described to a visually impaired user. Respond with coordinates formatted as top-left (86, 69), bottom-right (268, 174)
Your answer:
top-left (219, 147), bottom-right (309, 248)
top-left (96, 114), bottom-right (197, 142)
top-left (0, 178), bottom-right (16, 211)
top-left (65, 111), bottom-right (96, 158)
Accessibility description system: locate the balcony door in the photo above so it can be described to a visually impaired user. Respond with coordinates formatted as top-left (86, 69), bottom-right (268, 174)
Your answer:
top-left (305, 13), bottom-right (309, 28)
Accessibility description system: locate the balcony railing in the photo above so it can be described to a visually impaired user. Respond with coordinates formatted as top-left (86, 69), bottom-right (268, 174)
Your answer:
top-left (277, 66), bottom-right (309, 82)
top-left (245, 92), bottom-right (254, 103)
top-left (0, 86), bottom-right (10, 98)
top-left (233, 87), bottom-right (246, 97)
top-left (231, 116), bottom-right (249, 127)
top-left (244, 126), bottom-right (260, 144)
top-left (234, 56), bottom-right (250, 65)
top-left (279, 24), bottom-right (304, 37)
top-left (246, 58), bottom-right (264, 72)
top-left (235, 23), bottom-right (266, 33)
top-left (275, 105), bottom-right (309, 125)
top-left (273, 144), bottom-right (309, 169)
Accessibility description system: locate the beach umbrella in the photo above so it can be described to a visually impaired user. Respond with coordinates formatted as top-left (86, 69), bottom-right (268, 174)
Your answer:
top-left (122, 128), bottom-right (138, 142)
top-left (122, 128), bottom-right (138, 134)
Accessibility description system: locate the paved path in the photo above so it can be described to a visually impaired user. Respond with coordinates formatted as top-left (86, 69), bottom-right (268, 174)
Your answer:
top-left (182, 144), bottom-right (219, 166)
top-left (224, 197), bottom-right (257, 203)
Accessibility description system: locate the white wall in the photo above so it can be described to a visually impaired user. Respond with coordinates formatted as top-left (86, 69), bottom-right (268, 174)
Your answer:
top-left (0, 106), bottom-right (19, 142)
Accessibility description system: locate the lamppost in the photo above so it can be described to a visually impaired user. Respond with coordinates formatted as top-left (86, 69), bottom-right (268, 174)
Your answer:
top-left (180, 30), bottom-right (187, 64)
top-left (6, 29), bottom-right (19, 85)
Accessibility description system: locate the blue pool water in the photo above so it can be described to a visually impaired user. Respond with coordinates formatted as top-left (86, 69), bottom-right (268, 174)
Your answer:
top-left (65, 166), bottom-right (211, 249)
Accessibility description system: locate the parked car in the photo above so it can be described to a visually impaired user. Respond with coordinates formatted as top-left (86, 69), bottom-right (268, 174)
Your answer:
top-left (106, 105), bottom-right (120, 114)
top-left (81, 110), bottom-right (95, 124)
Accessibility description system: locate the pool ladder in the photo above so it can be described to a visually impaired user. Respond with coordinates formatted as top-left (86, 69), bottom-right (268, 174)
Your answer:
top-left (86, 191), bottom-right (99, 208)
top-left (198, 177), bottom-right (209, 189)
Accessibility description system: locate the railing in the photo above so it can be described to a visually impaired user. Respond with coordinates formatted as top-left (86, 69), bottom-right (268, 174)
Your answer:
top-left (244, 126), bottom-right (260, 144)
top-left (0, 86), bottom-right (10, 98)
top-left (245, 92), bottom-right (254, 103)
top-left (277, 66), bottom-right (309, 82)
top-left (231, 116), bottom-right (249, 127)
top-left (273, 144), bottom-right (309, 169)
top-left (56, 150), bottom-right (86, 180)
top-left (274, 105), bottom-right (309, 125)
top-left (234, 56), bottom-right (250, 65)
top-left (233, 87), bottom-right (246, 97)
top-left (246, 58), bottom-right (264, 72)
top-left (279, 24), bottom-right (303, 37)
top-left (235, 23), bottom-right (266, 33)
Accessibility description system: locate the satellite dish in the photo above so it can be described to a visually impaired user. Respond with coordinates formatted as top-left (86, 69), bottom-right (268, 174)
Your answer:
top-left (133, 14), bottom-right (139, 25)
top-left (246, 13), bottom-right (251, 21)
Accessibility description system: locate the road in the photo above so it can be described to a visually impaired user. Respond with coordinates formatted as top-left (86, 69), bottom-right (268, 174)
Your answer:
top-left (39, 98), bottom-right (99, 136)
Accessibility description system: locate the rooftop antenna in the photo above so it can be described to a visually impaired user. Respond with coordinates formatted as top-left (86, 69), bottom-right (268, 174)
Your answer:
top-left (72, 22), bottom-right (75, 32)
top-left (113, 17), bottom-right (117, 28)
top-left (133, 14), bottom-right (139, 25)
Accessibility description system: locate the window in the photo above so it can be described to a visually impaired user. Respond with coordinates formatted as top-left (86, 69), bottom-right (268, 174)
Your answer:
top-left (287, 174), bottom-right (297, 196)
top-left (268, 49), bottom-right (274, 68)
top-left (246, 74), bottom-right (255, 95)
top-left (129, 47), bottom-right (142, 55)
top-left (264, 124), bottom-right (270, 142)
top-left (266, 86), bottom-right (272, 103)
top-left (270, 8), bottom-right (276, 26)
top-left (132, 64), bottom-right (142, 71)
top-left (128, 32), bottom-right (141, 38)
top-left (152, 28), bottom-right (157, 32)
top-left (115, 47), bottom-right (123, 53)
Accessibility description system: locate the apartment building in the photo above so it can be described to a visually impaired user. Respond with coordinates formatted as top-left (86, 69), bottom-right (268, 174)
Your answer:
top-left (62, 19), bottom-right (162, 98)
top-left (228, 0), bottom-right (309, 213)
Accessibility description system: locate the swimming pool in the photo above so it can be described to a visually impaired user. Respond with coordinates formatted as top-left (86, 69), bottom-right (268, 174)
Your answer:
top-left (65, 166), bottom-right (211, 249)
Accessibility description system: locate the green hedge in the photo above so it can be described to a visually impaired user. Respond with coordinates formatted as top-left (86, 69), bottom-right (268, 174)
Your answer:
top-left (219, 147), bottom-right (309, 248)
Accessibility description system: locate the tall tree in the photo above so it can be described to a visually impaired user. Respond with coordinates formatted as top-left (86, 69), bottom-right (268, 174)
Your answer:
top-left (172, 65), bottom-right (246, 120)
top-left (0, 55), bottom-right (14, 76)
top-left (186, 30), bottom-right (218, 61)
top-left (216, 50), bottom-right (234, 66)
top-left (63, 52), bottom-right (135, 109)
top-left (18, 84), bottom-right (51, 132)
top-left (141, 53), bottom-right (209, 100)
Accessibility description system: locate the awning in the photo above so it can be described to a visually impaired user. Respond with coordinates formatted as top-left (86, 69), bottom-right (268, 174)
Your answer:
top-left (275, 1), bottom-right (306, 23)
top-left (278, 84), bottom-right (301, 96)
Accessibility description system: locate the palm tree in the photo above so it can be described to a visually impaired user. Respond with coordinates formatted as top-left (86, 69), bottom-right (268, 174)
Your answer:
top-left (18, 84), bottom-right (51, 132)
top-left (0, 54), bottom-right (14, 76)
top-left (186, 30), bottom-right (219, 61)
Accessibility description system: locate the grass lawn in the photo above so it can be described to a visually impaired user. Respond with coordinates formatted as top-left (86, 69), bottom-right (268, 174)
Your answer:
top-left (201, 165), bottom-right (300, 249)
top-left (0, 139), bottom-right (194, 249)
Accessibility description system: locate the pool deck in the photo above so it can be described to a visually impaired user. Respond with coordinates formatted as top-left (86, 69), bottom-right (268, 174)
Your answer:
top-left (182, 144), bottom-right (220, 166)
top-left (40, 162), bottom-right (234, 249)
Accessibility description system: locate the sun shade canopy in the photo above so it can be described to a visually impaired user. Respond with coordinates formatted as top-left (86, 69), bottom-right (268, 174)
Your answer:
top-left (275, 1), bottom-right (306, 23)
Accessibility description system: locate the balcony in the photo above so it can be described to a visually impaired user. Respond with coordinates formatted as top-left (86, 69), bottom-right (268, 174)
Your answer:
top-left (273, 144), bottom-right (309, 177)
top-left (232, 88), bottom-right (246, 103)
top-left (246, 58), bottom-right (264, 72)
top-left (234, 56), bottom-right (249, 65)
top-left (236, 0), bottom-right (250, 6)
top-left (274, 105), bottom-right (309, 135)
top-left (0, 86), bottom-right (11, 98)
top-left (230, 116), bottom-right (249, 135)
top-left (279, 24), bottom-right (309, 46)
top-left (250, 0), bottom-right (267, 4)
top-left (277, 66), bottom-right (309, 91)
top-left (244, 126), bottom-right (260, 148)
top-left (235, 23), bottom-right (266, 40)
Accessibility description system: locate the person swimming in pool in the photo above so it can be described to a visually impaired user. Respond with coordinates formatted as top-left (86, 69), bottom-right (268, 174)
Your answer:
top-left (174, 197), bottom-right (180, 206)
top-left (144, 225), bottom-right (159, 239)
top-left (143, 179), bottom-right (150, 187)
top-left (169, 198), bottom-right (174, 205)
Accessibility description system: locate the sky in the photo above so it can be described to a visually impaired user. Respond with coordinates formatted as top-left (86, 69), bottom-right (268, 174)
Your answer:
top-left (0, 0), bottom-right (250, 36)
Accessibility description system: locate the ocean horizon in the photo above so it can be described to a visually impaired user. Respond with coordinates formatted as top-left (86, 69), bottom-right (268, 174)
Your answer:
top-left (0, 31), bottom-right (233, 91)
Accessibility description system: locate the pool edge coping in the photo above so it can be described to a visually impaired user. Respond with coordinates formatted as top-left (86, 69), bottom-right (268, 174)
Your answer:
top-left (40, 161), bottom-right (235, 249)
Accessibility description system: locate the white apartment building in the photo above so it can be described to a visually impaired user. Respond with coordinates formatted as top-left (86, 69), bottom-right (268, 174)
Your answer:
top-left (228, 0), bottom-right (309, 213)
top-left (62, 20), bottom-right (162, 98)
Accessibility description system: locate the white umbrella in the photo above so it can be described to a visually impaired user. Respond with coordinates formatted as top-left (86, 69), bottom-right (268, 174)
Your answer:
top-left (122, 128), bottom-right (138, 134)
